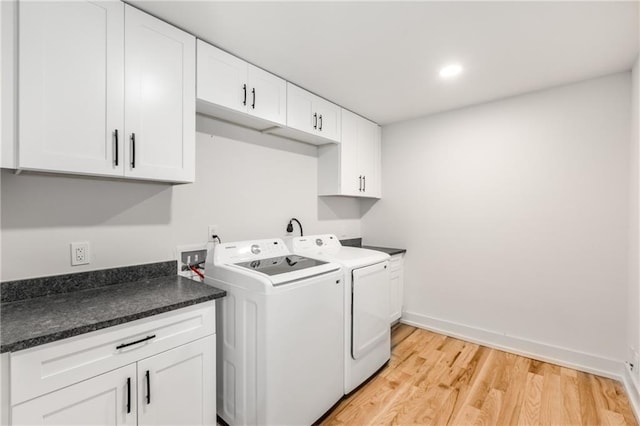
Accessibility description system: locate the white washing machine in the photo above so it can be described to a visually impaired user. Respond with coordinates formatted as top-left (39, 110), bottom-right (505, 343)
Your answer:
top-left (204, 238), bottom-right (344, 426)
top-left (288, 234), bottom-right (391, 394)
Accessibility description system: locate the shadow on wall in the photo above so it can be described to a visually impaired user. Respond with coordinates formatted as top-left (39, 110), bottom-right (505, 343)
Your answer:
top-left (0, 170), bottom-right (172, 229)
top-left (318, 196), bottom-right (366, 221)
top-left (360, 198), bottom-right (378, 216)
top-left (196, 114), bottom-right (317, 157)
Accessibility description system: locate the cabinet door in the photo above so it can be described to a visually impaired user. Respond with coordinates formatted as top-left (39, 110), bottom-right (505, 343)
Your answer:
top-left (358, 119), bottom-right (381, 197)
top-left (12, 364), bottom-right (136, 426)
top-left (389, 255), bottom-right (403, 323)
top-left (247, 65), bottom-right (286, 125)
top-left (137, 335), bottom-right (215, 426)
top-left (19, 0), bottom-right (124, 176)
top-left (197, 40), bottom-right (247, 115)
top-left (124, 6), bottom-right (195, 183)
top-left (314, 97), bottom-right (341, 143)
top-left (389, 273), bottom-right (401, 323)
top-left (340, 109), bottom-right (361, 196)
top-left (286, 83), bottom-right (316, 134)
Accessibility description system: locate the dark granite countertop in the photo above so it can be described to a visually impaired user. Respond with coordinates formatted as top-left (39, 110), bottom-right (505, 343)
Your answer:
top-left (362, 246), bottom-right (407, 256)
top-left (1, 275), bottom-right (225, 353)
top-left (339, 238), bottom-right (406, 256)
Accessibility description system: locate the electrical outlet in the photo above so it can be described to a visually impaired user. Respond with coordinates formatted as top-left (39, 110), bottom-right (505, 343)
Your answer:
top-left (208, 225), bottom-right (219, 242)
top-left (70, 242), bottom-right (90, 266)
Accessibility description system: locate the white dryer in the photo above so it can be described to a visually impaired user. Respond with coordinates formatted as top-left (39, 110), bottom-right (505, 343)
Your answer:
top-left (204, 238), bottom-right (344, 425)
top-left (288, 234), bottom-right (391, 394)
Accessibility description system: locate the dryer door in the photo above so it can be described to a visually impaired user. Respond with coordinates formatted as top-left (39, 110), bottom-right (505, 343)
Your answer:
top-left (352, 261), bottom-right (390, 359)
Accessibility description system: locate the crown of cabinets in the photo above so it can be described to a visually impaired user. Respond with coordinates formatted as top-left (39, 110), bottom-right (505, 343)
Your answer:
top-left (15, 1), bottom-right (196, 183)
top-left (318, 109), bottom-right (381, 198)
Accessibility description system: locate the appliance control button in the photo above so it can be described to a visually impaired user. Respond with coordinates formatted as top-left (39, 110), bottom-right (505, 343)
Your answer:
top-left (251, 244), bottom-right (261, 254)
top-left (315, 239), bottom-right (323, 246)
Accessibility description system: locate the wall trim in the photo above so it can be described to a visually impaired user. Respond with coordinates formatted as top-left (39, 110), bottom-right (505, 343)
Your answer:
top-left (401, 310), bottom-right (622, 380)
top-left (623, 365), bottom-right (640, 423)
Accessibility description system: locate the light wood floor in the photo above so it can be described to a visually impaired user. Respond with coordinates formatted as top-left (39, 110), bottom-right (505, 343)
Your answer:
top-left (320, 324), bottom-right (638, 426)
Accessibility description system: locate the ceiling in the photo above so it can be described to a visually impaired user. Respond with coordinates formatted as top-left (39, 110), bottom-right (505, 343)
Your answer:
top-left (130, 1), bottom-right (639, 125)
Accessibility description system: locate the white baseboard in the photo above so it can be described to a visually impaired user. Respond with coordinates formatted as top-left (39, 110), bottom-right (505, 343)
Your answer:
top-left (401, 311), bottom-right (622, 380)
top-left (623, 365), bottom-right (640, 423)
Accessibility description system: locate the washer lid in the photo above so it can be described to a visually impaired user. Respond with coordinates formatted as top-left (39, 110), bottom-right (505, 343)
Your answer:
top-left (234, 255), bottom-right (329, 276)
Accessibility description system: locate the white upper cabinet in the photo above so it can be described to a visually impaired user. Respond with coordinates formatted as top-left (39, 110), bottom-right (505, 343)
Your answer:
top-left (19, 1), bottom-right (125, 177)
top-left (269, 83), bottom-right (341, 145)
top-left (124, 6), bottom-right (195, 183)
top-left (196, 41), bottom-right (247, 115)
top-left (247, 64), bottom-right (287, 125)
top-left (318, 109), bottom-right (381, 198)
top-left (197, 40), bottom-right (286, 129)
top-left (17, 1), bottom-right (195, 183)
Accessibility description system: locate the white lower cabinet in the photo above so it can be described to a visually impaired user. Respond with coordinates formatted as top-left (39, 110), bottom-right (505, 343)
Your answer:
top-left (137, 336), bottom-right (215, 426)
top-left (12, 364), bottom-right (137, 426)
top-left (389, 254), bottom-right (405, 323)
top-left (7, 303), bottom-right (216, 426)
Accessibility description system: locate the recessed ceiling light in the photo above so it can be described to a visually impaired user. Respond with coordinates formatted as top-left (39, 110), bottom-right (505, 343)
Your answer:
top-left (439, 64), bottom-right (463, 79)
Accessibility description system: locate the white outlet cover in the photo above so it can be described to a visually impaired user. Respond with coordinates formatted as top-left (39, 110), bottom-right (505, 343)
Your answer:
top-left (71, 242), bottom-right (90, 266)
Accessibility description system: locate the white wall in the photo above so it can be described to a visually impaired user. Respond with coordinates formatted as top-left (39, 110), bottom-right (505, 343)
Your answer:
top-left (0, 116), bottom-right (362, 281)
top-left (362, 73), bottom-right (631, 374)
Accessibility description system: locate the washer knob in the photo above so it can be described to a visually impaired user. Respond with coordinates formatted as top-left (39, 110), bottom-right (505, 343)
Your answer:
top-left (251, 244), bottom-right (261, 255)
top-left (315, 239), bottom-right (323, 246)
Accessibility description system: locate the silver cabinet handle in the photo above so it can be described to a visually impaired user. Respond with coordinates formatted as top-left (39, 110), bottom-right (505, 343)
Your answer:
top-left (363, 175), bottom-right (366, 192)
top-left (359, 175), bottom-right (362, 192)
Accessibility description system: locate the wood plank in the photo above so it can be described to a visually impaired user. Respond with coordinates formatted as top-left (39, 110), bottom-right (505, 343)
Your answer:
top-left (517, 372), bottom-right (543, 426)
top-left (390, 323), bottom-right (415, 348)
top-left (319, 325), bottom-right (638, 426)
top-left (561, 375), bottom-right (582, 425)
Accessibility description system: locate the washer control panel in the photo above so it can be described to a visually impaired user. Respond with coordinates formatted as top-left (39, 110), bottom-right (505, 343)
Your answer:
top-left (215, 239), bottom-right (289, 263)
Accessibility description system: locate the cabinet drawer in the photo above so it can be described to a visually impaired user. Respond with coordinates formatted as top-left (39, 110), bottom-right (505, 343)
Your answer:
top-left (11, 302), bottom-right (215, 405)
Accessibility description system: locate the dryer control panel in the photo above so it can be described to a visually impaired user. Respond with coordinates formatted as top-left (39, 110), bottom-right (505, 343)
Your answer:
top-left (290, 234), bottom-right (341, 251)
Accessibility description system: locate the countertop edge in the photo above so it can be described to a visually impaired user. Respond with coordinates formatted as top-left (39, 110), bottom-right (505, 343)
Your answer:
top-left (0, 292), bottom-right (225, 354)
top-left (361, 245), bottom-right (407, 256)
